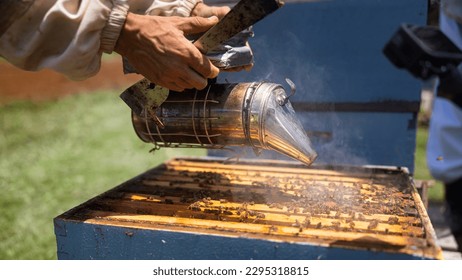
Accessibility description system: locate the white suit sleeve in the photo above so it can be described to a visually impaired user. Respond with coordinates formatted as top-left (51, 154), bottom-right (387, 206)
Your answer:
top-left (0, 0), bottom-right (201, 81)
top-left (130, 0), bottom-right (201, 17)
top-left (0, 0), bottom-right (129, 80)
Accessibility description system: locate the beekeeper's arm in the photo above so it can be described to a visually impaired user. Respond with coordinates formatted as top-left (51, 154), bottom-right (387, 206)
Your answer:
top-left (0, 0), bottom-right (223, 91)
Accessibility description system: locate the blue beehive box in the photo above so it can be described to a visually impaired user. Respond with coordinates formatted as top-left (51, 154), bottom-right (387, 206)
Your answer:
top-left (54, 157), bottom-right (442, 259)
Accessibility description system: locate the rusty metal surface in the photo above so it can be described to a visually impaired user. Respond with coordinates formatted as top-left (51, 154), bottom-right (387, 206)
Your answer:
top-left (58, 157), bottom-right (442, 259)
top-left (194, 0), bottom-right (284, 53)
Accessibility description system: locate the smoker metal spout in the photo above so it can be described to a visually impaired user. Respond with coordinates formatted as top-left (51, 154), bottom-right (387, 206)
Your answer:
top-left (243, 82), bottom-right (317, 165)
top-left (261, 96), bottom-right (318, 165)
top-left (127, 81), bottom-right (317, 166)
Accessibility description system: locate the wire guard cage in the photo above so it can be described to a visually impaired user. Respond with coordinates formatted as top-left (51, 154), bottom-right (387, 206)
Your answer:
top-left (140, 85), bottom-right (224, 149)
top-left (133, 82), bottom-right (246, 150)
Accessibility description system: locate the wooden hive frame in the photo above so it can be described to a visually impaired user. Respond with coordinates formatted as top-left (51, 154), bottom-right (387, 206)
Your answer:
top-left (55, 157), bottom-right (442, 259)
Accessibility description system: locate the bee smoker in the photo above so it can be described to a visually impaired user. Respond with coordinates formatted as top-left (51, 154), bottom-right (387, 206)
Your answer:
top-left (121, 79), bottom-right (317, 166)
top-left (118, 0), bottom-right (317, 165)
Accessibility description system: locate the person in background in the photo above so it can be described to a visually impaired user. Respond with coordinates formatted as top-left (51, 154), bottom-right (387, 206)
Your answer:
top-left (427, 0), bottom-right (462, 251)
top-left (0, 0), bottom-right (230, 92)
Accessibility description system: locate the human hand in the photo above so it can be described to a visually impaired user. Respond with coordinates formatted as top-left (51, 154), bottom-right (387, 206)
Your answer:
top-left (114, 12), bottom-right (220, 92)
top-left (192, 3), bottom-right (254, 73)
top-left (191, 2), bottom-right (230, 19)
top-left (223, 63), bottom-right (254, 72)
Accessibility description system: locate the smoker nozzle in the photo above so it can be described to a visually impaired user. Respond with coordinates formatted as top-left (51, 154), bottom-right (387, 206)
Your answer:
top-left (129, 81), bottom-right (317, 166)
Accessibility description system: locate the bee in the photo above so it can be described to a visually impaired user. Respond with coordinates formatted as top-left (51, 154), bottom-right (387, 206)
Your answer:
top-left (204, 209), bottom-right (220, 214)
top-left (350, 211), bottom-right (356, 219)
top-left (269, 225), bottom-right (278, 234)
top-left (303, 217), bottom-right (311, 228)
top-left (368, 219), bottom-right (379, 230)
top-left (335, 210), bottom-right (342, 219)
top-left (349, 221), bottom-right (355, 230)
top-left (292, 219), bottom-right (301, 227)
top-left (331, 221), bottom-right (341, 230)
top-left (269, 203), bottom-right (284, 209)
top-left (188, 202), bottom-right (202, 211)
top-left (256, 212), bottom-right (266, 219)
top-left (387, 216), bottom-right (399, 225)
top-left (239, 211), bottom-right (249, 221)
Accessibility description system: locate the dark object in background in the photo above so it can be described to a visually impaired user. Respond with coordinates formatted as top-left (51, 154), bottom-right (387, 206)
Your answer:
top-left (427, 0), bottom-right (440, 26)
top-left (385, 22), bottom-right (462, 253)
top-left (445, 178), bottom-right (462, 252)
top-left (384, 24), bottom-right (462, 79)
top-left (383, 23), bottom-right (462, 108)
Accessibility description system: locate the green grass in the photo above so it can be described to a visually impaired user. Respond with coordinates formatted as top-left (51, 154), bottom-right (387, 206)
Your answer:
top-left (0, 91), bottom-right (205, 259)
top-left (414, 126), bottom-right (445, 202)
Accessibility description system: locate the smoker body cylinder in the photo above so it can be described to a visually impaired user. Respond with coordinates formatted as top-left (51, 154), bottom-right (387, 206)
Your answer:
top-left (133, 83), bottom-right (248, 147)
top-left (131, 82), bottom-right (317, 165)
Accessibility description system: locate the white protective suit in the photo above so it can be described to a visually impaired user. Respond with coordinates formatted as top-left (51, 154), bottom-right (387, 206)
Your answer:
top-left (0, 0), bottom-right (203, 80)
top-left (427, 0), bottom-right (462, 184)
